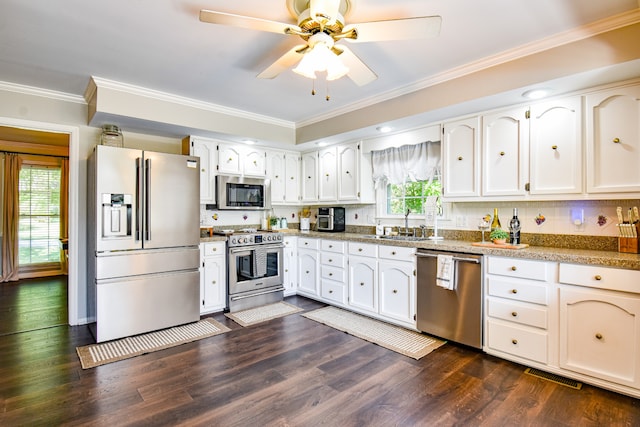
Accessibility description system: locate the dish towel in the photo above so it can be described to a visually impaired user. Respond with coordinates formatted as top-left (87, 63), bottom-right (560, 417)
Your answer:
top-left (436, 254), bottom-right (456, 291)
top-left (254, 246), bottom-right (267, 277)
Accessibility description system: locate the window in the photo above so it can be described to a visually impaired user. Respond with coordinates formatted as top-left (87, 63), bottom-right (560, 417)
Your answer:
top-left (386, 178), bottom-right (441, 215)
top-left (18, 165), bottom-right (61, 266)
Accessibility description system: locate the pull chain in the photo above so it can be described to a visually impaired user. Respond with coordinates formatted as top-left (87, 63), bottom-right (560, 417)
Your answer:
top-left (311, 79), bottom-right (316, 96)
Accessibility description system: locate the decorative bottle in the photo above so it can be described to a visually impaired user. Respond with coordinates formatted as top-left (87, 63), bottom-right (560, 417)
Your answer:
top-left (490, 208), bottom-right (501, 232)
top-left (100, 124), bottom-right (124, 147)
top-left (509, 208), bottom-right (521, 245)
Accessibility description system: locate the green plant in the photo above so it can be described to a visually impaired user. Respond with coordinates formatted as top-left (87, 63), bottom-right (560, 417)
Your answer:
top-left (489, 228), bottom-right (509, 240)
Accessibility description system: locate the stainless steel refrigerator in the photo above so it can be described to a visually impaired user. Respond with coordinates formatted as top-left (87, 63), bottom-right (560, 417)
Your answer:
top-left (87, 145), bottom-right (200, 342)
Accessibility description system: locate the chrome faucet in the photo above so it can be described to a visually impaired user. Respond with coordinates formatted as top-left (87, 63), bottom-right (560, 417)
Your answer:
top-left (404, 208), bottom-right (410, 234)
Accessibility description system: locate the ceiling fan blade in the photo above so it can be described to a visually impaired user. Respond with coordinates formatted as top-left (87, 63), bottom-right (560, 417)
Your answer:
top-left (199, 9), bottom-right (301, 35)
top-left (257, 45), bottom-right (308, 79)
top-left (335, 46), bottom-right (377, 86)
top-left (343, 16), bottom-right (442, 43)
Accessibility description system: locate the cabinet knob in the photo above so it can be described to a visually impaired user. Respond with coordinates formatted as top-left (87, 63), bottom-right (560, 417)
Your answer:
top-left (595, 333), bottom-right (603, 340)
top-left (228, 157), bottom-right (233, 162)
top-left (358, 248), bottom-right (363, 252)
top-left (500, 151), bottom-right (505, 156)
top-left (594, 275), bottom-right (602, 281)
top-left (212, 280), bottom-right (216, 284)
top-left (275, 175), bottom-right (279, 178)
top-left (329, 273), bottom-right (333, 276)
top-left (511, 266), bottom-right (517, 271)
top-left (308, 176), bottom-right (312, 179)
top-left (391, 251), bottom-right (396, 255)
top-left (613, 138), bottom-right (620, 143)
top-left (458, 156), bottom-right (463, 161)
top-left (290, 176), bottom-right (294, 180)
top-left (285, 269), bottom-right (288, 272)
top-left (511, 339), bottom-right (518, 345)
top-left (328, 259), bottom-right (333, 262)
top-left (201, 168), bottom-right (206, 172)
top-left (551, 145), bottom-right (558, 150)
top-left (511, 311), bottom-right (518, 317)
top-left (325, 173), bottom-right (330, 177)
top-left (345, 170), bottom-right (350, 174)
top-left (305, 270), bottom-right (310, 274)
top-left (511, 289), bottom-right (518, 294)
top-left (393, 289), bottom-right (398, 294)
top-left (360, 282), bottom-right (364, 286)
top-left (329, 290), bottom-right (333, 294)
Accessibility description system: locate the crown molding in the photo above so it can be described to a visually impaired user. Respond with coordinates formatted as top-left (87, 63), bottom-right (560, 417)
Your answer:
top-left (88, 77), bottom-right (295, 130)
top-left (297, 8), bottom-right (640, 127)
top-left (0, 81), bottom-right (86, 104)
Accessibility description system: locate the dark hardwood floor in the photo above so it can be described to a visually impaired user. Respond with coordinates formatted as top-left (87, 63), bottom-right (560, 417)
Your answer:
top-left (0, 295), bottom-right (638, 426)
top-left (0, 275), bottom-right (68, 336)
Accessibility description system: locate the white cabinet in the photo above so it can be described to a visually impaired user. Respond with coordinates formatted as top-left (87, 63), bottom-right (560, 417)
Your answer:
top-left (282, 236), bottom-right (297, 296)
top-left (442, 116), bottom-right (481, 199)
top-left (266, 150), bottom-right (300, 205)
top-left (301, 152), bottom-right (318, 202)
top-left (378, 245), bottom-right (416, 327)
top-left (182, 136), bottom-right (218, 203)
top-left (348, 242), bottom-right (378, 314)
top-left (320, 240), bottom-right (347, 306)
top-left (318, 147), bottom-right (337, 201)
top-left (297, 237), bottom-right (319, 297)
top-left (482, 106), bottom-right (530, 196)
top-left (218, 142), bottom-right (266, 177)
top-left (529, 96), bottom-right (583, 195)
top-left (337, 142), bottom-right (374, 203)
top-left (200, 242), bottom-right (226, 314)
top-left (585, 84), bottom-right (640, 194)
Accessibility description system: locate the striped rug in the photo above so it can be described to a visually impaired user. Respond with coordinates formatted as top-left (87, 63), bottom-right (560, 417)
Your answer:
top-left (302, 306), bottom-right (446, 360)
top-left (76, 318), bottom-right (230, 369)
top-left (225, 301), bottom-right (303, 327)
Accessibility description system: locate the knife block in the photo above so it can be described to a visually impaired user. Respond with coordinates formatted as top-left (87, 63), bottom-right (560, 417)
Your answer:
top-left (618, 224), bottom-right (640, 253)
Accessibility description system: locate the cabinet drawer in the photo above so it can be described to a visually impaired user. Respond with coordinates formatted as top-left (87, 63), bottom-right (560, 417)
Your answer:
top-left (321, 280), bottom-right (346, 304)
top-left (321, 264), bottom-right (346, 283)
top-left (487, 319), bottom-right (548, 364)
top-left (378, 245), bottom-right (416, 261)
top-left (202, 242), bottom-right (225, 257)
top-left (349, 242), bottom-right (377, 258)
top-left (487, 297), bottom-right (547, 329)
top-left (298, 237), bottom-right (319, 250)
top-left (321, 252), bottom-right (346, 268)
top-left (559, 263), bottom-right (640, 294)
top-left (487, 256), bottom-right (549, 281)
top-left (321, 240), bottom-right (346, 253)
top-left (486, 276), bottom-right (548, 305)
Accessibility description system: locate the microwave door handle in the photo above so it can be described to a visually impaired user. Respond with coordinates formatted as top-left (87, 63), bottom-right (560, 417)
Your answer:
top-left (135, 157), bottom-right (143, 241)
top-left (144, 158), bottom-right (151, 241)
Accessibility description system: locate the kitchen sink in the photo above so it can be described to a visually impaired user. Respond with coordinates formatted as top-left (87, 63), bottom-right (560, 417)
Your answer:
top-left (360, 234), bottom-right (429, 241)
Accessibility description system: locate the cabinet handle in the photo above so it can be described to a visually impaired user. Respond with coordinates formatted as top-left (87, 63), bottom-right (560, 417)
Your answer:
top-left (458, 156), bottom-right (463, 161)
top-left (595, 333), bottom-right (603, 340)
top-left (613, 138), bottom-right (620, 143)
top-left (511, 289), bottom-right (518, 294)
top-left (393, 289), bottom-right (398, 294)
top-left (511, 266), bottom-right (517, 271)
top-left (511, 311), bottom-right (518, 317)
top-left (512, 339), bottom-right (518, 345)
top-left (500, 151), bottom-right (505, 156)
top-left (551, 145), bottom-right (558, 150)
top-left (594, 275), bottom-right (602, 281)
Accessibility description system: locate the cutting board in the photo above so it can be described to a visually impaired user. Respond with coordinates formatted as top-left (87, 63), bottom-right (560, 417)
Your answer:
top-left (471, 242), bottom-right (529, 250)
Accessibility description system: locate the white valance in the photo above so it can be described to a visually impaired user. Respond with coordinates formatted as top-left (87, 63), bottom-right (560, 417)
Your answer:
top-left (371, 140), bottom-right (441, 187)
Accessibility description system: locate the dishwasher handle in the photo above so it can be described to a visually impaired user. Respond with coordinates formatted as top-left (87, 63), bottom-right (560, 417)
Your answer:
top-left (415, 252), bottom-right (481, 264)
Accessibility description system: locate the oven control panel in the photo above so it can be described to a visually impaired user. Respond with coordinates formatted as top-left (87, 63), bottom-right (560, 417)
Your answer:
top-left (228, 232), bottom-right (283, 247)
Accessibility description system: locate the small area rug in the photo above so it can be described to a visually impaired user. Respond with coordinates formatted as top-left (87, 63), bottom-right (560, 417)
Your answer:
top-left (225, 301), bottom-right (303, 327)
top-left (302, 306), bottom-right (446, 360)
top-left (76, 318), bottom-right (230, 369)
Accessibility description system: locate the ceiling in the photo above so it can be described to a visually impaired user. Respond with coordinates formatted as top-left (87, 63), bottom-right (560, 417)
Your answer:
top-left (2, 0), bottom-right (640, 146)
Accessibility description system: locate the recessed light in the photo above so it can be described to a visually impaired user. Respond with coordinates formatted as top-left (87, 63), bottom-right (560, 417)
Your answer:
top-left (316, 141), bottom-right (328, 147)
top-left (376, 126), bottom-right (392, 133)
top-left (242, 139), bottom-right (257, 145)
top-left (522, 88), bottom-right (552, 100)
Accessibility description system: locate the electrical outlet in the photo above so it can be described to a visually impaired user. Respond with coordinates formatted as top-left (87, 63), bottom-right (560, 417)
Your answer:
top-left (456, 215), bottom-right (467, 228)
top-left (571, 208), bottom-right (585, 232)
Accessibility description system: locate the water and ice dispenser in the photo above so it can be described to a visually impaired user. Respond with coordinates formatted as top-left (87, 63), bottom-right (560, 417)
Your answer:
top-left (102, 193), bottom-right (133, 238)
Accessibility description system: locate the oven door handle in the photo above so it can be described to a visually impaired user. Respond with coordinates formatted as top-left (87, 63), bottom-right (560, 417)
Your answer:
top-left (229, 286), bottom-right (285, 301)
top-left (228, 244), bottom-right (284, 255)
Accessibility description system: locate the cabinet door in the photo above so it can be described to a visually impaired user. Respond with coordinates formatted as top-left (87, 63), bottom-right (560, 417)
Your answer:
top-left (202, 255), bottom-right (225, 313)
top-left (284, 153), bottom-right (301, 204)
top-left (378, 260), bottom-right (415, 325)
top-left (559, 285), bottom-right (640, 388)
top-left (586, 85), bottom-right (640, 193)
top-left (218, 143), bottom-right (242, 175)
top-left (191, 138), bottom-right (216, 203)
top-left (348, 255), bottom-right (377, 313)
top-left (297, 249), bottom-right (319, 296)
top-left (442, 116), bottom-right (480, 198)
top-left (266, 150), bottom-right (286, 205)
top-left (482, 106), bottom-right (529, 196)
top-left (301, 152), bottom-right (318, 202)
top-left (243, 147), bottom-right (266, 177)
top-left (282, 237), bottom-right (297, 296)
top-left (318, 147), bottom-right (337, 201)
top-left (338, 143), bottom-right (359, 201)
top-left (529, 96), bottom-right (582, 195)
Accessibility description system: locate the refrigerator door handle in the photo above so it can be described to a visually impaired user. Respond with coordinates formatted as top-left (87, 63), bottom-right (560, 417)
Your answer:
top-left (145, 158), bottom-right (151, 241)
top-left (135, 157), bottom-right (143, 241)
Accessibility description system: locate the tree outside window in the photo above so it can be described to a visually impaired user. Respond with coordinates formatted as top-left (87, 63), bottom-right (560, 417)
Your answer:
top-left (386, 178), bottom-right (441, 215)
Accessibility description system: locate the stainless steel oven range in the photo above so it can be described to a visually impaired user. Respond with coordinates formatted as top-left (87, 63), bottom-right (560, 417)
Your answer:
top-left (226, 231), bottom-right (284, 312)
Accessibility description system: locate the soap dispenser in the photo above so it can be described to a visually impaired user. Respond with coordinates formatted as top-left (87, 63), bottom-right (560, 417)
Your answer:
top-left (375, 220), bottom-right (384, 236)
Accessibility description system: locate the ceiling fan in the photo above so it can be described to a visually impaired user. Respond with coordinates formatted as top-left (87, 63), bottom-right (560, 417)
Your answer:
top-left (199, 0), bottom-right (442, 86)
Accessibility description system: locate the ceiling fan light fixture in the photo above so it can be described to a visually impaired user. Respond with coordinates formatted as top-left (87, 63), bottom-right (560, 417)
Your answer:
top-left (293, 33), bottom-right (349, 81)
top-left (310, 0), bottom-right (340, 26)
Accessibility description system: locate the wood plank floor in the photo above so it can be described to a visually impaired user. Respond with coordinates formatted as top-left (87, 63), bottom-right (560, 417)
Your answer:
top-left (0, 295), bottom-right (639, 426)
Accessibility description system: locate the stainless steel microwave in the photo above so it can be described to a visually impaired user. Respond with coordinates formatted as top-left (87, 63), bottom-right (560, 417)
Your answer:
top-left (216, 175), bottom-right (271, 210)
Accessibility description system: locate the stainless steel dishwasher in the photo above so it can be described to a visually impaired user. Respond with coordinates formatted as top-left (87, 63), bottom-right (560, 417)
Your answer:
top-left (416, 249), bottom-right (483, 349)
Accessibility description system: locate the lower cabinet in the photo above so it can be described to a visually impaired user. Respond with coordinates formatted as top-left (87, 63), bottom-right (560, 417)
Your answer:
top-left (348, 253), bottom-right (378, 314)
top-left (282, 236), bottom-right (298, 296)
top-left (378, 260), bottom-right (415, 327)
top-left (297, 237), bottom-right (319, 297)
top-left (200, 242), bottom-right (226, 314)
top-left (320, 240), bottom-right (347, 306)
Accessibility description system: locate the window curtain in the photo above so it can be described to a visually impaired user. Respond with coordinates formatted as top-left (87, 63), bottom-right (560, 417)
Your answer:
top-left (59, 158), bottom-right (69, 275)
top-left (1, 153), bottom-right (21, 282)
top-left (371, 140), bottom-right (441, 188)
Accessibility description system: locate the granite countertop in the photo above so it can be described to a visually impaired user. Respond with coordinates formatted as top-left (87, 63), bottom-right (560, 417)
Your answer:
top-left (200, 230), bottom-right (640, 270)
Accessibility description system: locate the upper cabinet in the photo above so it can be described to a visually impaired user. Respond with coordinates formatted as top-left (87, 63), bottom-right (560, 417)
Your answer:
top-left (529, 96), bottom-right (583, 195)
top-left (482, 106), bottom-right (530, 197)
top-left (586, 84), bottom-right (640, 194)
top-left (318, 147), bottom-right (338, 202)
top-left (301, 151), bottom-right (318, 203)
top-left (217, 142), bottom-right (266, 177)
top-left (266, 149), bottom-right (300, 205)
top-left (338, 142), bottom-right (374, 203)
top-left (182, 136), bottom-right (218, 204)
top-left (442, 116), bottom-right (481, 198)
